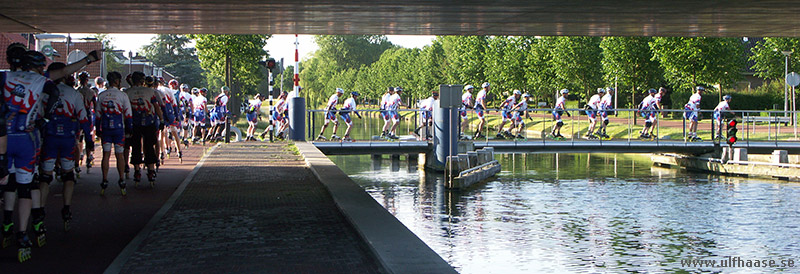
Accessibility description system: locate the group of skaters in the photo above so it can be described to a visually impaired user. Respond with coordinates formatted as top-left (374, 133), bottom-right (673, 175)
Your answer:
top-left (0, 42), bottom-right (236, 262)
top-left (242, 90), bottom-right (290, 141)
top-left (310, 81), bottom-right (738, 143)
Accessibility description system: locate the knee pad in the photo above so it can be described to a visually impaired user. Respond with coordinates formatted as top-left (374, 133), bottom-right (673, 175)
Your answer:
top-left (17, 183), bottom-right (32, 199)
top-left (557, 121), bottom-right (564, 127)
top-left (603, 119), bottom-right (609, 126)
top-left (645, 121), bottom-right (652, 128)
top-left (39, 173), bottom-right (54, 185)
top-left (61, 171), bottom-right (75, 182)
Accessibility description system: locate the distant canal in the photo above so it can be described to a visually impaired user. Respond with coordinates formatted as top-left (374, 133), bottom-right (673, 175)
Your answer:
top-left (330, 153), bottom-right (800, 273)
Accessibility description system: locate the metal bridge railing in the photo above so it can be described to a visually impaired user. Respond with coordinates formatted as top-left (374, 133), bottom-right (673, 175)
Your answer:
top-left (306, 107), bottom-right (800, 145)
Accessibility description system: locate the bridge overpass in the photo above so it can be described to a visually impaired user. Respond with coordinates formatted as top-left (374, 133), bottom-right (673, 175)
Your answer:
top-left (6, 1), bottom-right (800, 36)
top-left (312, 140), bottom-right (800, 155)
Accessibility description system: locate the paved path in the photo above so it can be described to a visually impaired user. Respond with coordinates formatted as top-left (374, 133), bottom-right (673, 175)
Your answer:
top-left (0, 142), bottom-right (208, 272)
top-left (113, 143), bottom-right (382, 273)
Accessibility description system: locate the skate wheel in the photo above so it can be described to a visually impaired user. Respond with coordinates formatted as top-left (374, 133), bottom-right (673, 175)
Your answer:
top-left (36, 234), bottom-right (46, 247)
top-left (18, 247), bottom-right (31, 262)
top-left (2, 236), bottom-right (12, 249)
top-left (100, 188), bottom-right (105, 196)
top-left (121, 189), bottom-right (127, 196)
top-left (150, 181), bottom-right (155, 188)
top-left (64, 221), bottom-right (71, 232)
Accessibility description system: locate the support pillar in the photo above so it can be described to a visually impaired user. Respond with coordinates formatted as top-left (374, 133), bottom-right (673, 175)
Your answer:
top-left (431, 85), bottom-right (462, 171)
top-left (289, 97), bottom-right (306, 141)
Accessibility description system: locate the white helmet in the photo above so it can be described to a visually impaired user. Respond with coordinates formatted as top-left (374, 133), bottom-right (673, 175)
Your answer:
top-left (481, 82), bottom-right (490, 88)
top-left (522, 93), bottom-right (531, 98)
top-left (513, 89), bottom-right (522, 95)
top-left (464, 85), bottom-right (474, 90)
top-left (560, 89), bottom-right (569, 94)
top-left (335, 88), bottom-right (344, 94)
top-left (597, 88), bottom-right (606, 93)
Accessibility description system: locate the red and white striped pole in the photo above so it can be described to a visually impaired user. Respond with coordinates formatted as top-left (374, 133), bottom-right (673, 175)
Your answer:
top-left (293, 34), bottom-right (300, 97)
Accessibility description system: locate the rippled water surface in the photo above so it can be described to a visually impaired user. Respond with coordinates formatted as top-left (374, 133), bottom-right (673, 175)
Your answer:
top-left (330, 153), bottom-right (800, 273)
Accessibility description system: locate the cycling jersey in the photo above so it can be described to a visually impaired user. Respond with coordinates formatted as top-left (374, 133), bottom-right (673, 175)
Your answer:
top-left (45, 83), bottom-right (90, 137)
top-left (127, 86), bottom-right (163, 127)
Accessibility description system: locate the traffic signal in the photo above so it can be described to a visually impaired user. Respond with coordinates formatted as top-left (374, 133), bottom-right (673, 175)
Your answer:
top-left (265, 58), bottom-right (276, 71)
top-left (726, 119), bottom-right (738, 145)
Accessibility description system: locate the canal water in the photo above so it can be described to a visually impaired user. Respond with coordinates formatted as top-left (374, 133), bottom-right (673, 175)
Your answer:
top-left (330, 153), bottom-right (800, 273)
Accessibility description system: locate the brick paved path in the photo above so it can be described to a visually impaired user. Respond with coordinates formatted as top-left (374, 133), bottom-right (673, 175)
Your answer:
top-left (0, 142), bottom-right (207, 272)
top-left (118, 143), bottom-right (383, 273)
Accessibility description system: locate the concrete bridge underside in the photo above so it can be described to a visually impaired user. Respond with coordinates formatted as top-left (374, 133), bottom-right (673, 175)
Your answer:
top-left (4, 1), bottom-right (800, 36)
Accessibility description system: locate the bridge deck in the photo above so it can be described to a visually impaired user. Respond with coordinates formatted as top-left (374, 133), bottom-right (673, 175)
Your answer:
top-left (312, 140), bottom-right (800, 155)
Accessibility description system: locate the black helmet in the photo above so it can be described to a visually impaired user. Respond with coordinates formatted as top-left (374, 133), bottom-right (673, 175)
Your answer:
top-left (22, 50), bottom-right (47, 69)
top-left (6, 43), bottom-right (27, 68)
top-left (78, 71), bottom-right (90, 80)
top-left (200, 88), bottom-right (208, 94)
top-left (106, 71), bottom-right (122, 85)
top-left (46, 62), bottom-right (67, 76)
top-left (144, 76), bottom-right (155, 86)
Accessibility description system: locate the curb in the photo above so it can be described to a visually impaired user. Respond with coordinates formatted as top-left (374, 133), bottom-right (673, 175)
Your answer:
top-left (104, 144), bottom-right (220, 274)
top-left (295, 141), bottom-right (457, 274)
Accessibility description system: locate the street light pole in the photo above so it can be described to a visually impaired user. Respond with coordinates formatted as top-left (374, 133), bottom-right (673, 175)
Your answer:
top-left (783, 50), bottom-right (793, 117)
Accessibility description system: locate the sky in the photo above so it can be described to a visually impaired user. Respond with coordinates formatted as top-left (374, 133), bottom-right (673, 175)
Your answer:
top-left (95, 34), bottom-right (435, 66)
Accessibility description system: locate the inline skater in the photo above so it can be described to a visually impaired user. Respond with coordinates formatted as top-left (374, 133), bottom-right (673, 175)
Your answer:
top-left (127, 72), bottom-right (164, 188)
top-left (597, 87), bottom-right (614, 139)
top-left (638, 89), bottom-right (658, 139)
top-left (496, 90), bottom-right (521, 139)
top-left (380, 87), bottom-right (394, 139)
top-left (191, 88), bottom-right (209, 144)
top-left (245, 93), bottom-right (264, 141)
top-left (511, 93), bottom-right (531, 139)
top-left (96, 72), bottom-right (132, 195)
top-left (684, 86), bottom-right (704, 141)
top-left (75, 71), bottom-right (97, 174)
top-left (473, 82), bottom-right (489, 139)
top-left (549, 89), bottom-right (571, 139)
top-left (39, 63), bottom-right (92, 232)
top-left (207, 86), bottom-right (230, 141)
top-left (388, 87), bottom-right (406, 139)
top-left (273, 91), bottom-right (290, 139)
top-left (414, 91), bottom-right (437, 140)
top-left (340, 91), bottom-right (363, 142)
top-left (94, 76), bottom-right (106, 93)
top-left (317, 88), bottom-right (343, 140)
top-left (585, 88), bottom-right (605, 139)
top-left (2, 50), bottom-right (60, 260)
top-left (460, 85), bottom-right (474, 139)
top-left (713, 95), bottom-right (734, 140)
top-left (177, 84), bottom-right (193, 145)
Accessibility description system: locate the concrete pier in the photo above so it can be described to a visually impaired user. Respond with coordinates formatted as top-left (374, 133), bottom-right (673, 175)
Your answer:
top-left (651, 152), bottom-right (800, 181)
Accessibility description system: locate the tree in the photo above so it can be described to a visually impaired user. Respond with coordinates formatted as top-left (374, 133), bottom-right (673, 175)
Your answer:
top-left (141, 34), bottom-right (206, 87)
top-left (600, 37), bottom-right (663, 107)
top-left (93, 34), bottom-right (126, 76)
top-left (523, 37), bottom-right (559, 105)
top-left (313, 35), bottom-right (394, 71)
top-left (551, 36), bottom-right (603, 101)
top-left (750, 37), bottom-right (800, 80)
top-left (300, 35), bottom-right (395, 106)
top-left (485, 36), bottom-right (528, 103)
top-left (190, 34), bottom-right (271, 97)
top-left (650, 37), bottom-right (745, 95)
top-left (439, 35), bottom-right (488, 85)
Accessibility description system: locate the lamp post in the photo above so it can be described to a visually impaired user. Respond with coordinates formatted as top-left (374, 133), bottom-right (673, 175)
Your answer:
top-left (782, 50), bottom-right (793, 117)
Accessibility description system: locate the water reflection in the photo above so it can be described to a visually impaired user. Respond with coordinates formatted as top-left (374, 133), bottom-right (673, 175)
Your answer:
top-left (331, 153), bottom-right (800, 274)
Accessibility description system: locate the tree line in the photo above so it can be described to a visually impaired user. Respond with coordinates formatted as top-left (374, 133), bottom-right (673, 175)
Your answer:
top-left (300, 36), bottom-right (800, 110)
top-left (100, 34), bottom-right (800, 111)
